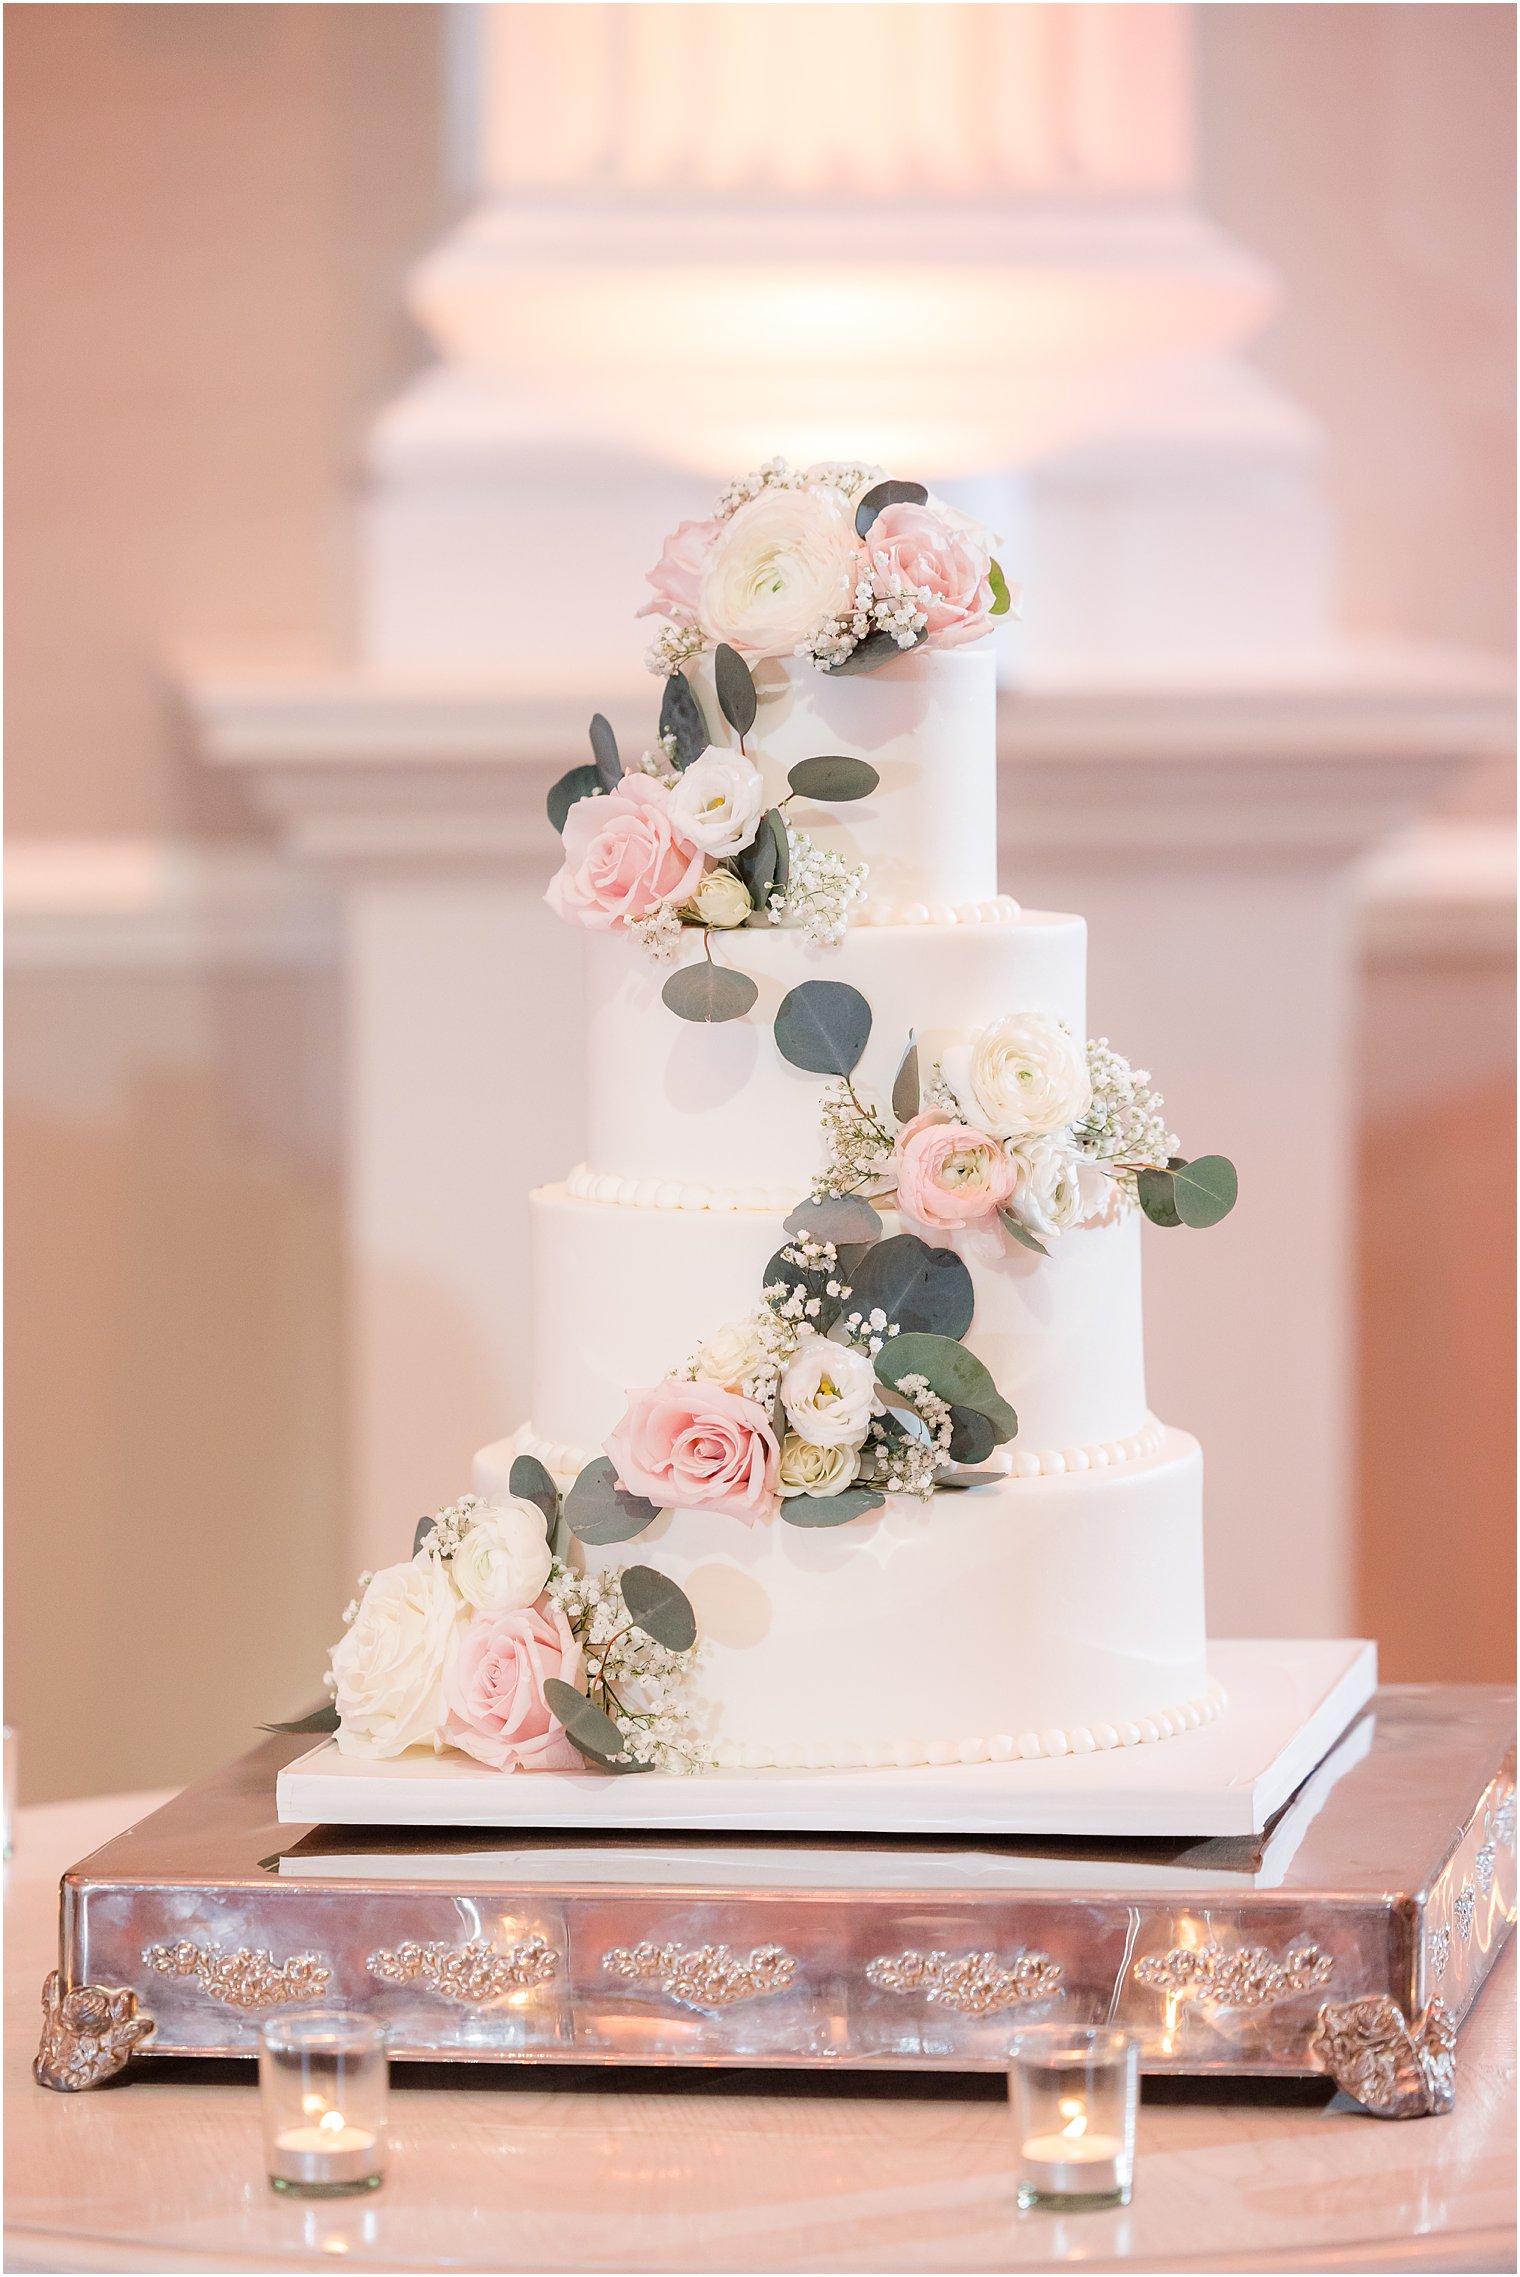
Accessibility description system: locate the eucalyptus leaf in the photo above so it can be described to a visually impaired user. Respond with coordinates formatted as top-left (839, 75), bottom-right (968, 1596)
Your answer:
top-left (998, 1209), bottom-right (1050, 1257)
top-left (589, 712), bottom-right (622, 790)
top-left (935, 1470), bottom-right (1008, 1492)
top-left (263, 1702), bottom-right (340, 1735)
top-left (542, 1678), bottom-right (651, 1773)
top-left (508, 1454), bottom-right (560, 1529)
top-left (786, 756), bottom-right (880, 804)
top-left (661, 962), bottom-right (759, 1024)
top-left (877, 1332), bottom-right (1019, 1446)
top-left (780, 1486), bottom-right (886, 1528)
top-left (714, 643), bottom-right (758, 738)
top-left (619, 1565), bottom-right (698, 1653)
top-left (762, 1246), bottom-right (842, 1334)
top-left (826, 628), bottom-right (925, 677)
top-left (854, 478), bottom-right (928, 537)
top-left (782, 1192), bottom-right (883, 1246)
top-left (768, 807), bottom-right (790, 894)
top-left (1170, 1154), bottom-right (1239, 1229)
top-left (735, 808), bottom-right (784, 907)
top-left (846, 1234), bottom-right (974, 1339)
top-left (547, 764), bottom-right (604, 834)
top-left (773, 979), bottom-right (872, 1075)
top-left (659, 673), bottom-right (708, 771)
top-left (892, 1034), bottom-right (920, 1123)
top-left (1136, 1167), bottom-right (1183, 1229)
top-left (563, 1456), bottom-right (662, 1544)
top-left (412, 1514), bottom-right (437, 1557)
top-left (948, 1404), bottom-right (997, 1465)
top-left (988, 558), bottom-right (1014, 618)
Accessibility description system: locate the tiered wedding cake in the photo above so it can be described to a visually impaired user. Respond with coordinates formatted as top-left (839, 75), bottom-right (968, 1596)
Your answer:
top-left (325, 461), bottom-right (1235, 1782)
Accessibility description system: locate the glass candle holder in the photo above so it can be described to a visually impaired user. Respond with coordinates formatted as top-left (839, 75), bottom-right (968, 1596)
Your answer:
top-left (260, 2011), bottom-right (387, 2196)
top-left (1007, 2025), bottom-right (1138, 2211)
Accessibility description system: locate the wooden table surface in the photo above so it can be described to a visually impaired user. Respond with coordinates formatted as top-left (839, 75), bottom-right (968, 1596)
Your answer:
top-left (5, 1790), bottom-right (1516, 2275)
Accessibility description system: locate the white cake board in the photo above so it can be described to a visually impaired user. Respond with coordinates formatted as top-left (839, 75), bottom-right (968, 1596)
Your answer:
top-left (279, 1638), bottom-right (1376, 1839)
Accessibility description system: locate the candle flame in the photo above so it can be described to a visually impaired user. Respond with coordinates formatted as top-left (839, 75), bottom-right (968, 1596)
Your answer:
top-left (1057, 2095), bottom-right (1088, 2140)
top-left (301, 2092), bottom-right (326, 2118)
top-left (318, 2109), bottom-right (347, 2135)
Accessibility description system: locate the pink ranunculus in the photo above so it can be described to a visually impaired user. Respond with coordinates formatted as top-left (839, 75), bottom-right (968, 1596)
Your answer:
top-left (442, 1600), bottom-right (585, 1773)
top-left (546, 773), bottom-right (706, 930)
top-left (865, 502), bottom-right (994, 650)
top-left (895, 1108), bottom-right (1015, 1231)
top-left (638, 517), bottom-right (722, 624)
top-left (607, 1378), bottom-right (781, 1525)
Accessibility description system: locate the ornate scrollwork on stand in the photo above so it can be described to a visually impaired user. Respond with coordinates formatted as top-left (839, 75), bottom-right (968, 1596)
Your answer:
top-left (1490, 1787), bottom-right (1516, 1856)
top-left (1453, 1886), bottom-right (1476, 1944)
top-left (367, 1934), bottom-right (556, 2005)
top-left (602, 1941), bottom-right (796, 2011)
top-left (865, 1948), bottom-right (1062, 2017)
top-left (35, 1973), bottom-right (155, 2092)
top-left (1473, 1843), bottom-right (1497, 1898)
top-left (142, 1940), bottom-right (330, 2010)
top-left (1309, 1995), bottom-right (1456, 2118)
top-left (1134, 1940), bottom-right (1334, 2010)
top-left (1427, 1926), bottom-right (1451, 1982)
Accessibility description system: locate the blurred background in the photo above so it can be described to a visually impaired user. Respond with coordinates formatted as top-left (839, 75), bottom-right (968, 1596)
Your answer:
top-left (6, 2), bottom-right (1514, 1803)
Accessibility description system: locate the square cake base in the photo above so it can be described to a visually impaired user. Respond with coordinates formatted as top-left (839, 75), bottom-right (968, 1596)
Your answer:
top-left (278, 1638), bottom-right (1375, 1838)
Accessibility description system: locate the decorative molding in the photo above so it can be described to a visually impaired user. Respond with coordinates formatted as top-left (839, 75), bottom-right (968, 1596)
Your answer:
top-left (142, 1940), bottom-right (331, 2010)
top-left (4, 838), bottom-right (337, 974)
top-left (187, 653), bottom-right (1512, 877)
top-left (602, 1941), bottom-right (797, 2012)
top-left (866, 1948), bottom-right (1061, 2017)
top-left (1309, 1996), bottom-right (1456, 2119)
top-left (1135, 1940), bottom-right (1334, 2010)
top-left (35, 1974), bottom-right (154, 2092)
top-left (1356, 821), bottom-right (1516, 964)
top-left (367, 1934), bottom-right (556, 2005)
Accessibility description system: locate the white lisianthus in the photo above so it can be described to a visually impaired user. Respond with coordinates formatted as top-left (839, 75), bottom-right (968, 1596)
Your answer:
top-left (451, 1498), bottom-right (553, 1614)
top-left (946, 1013), bottom-right (1092, 1139)
top-left (687, 869), bottom-right (752, 929)
top-left (330, 1555), bottom-right (466, 1759)
top-left (777, 1434), bottom-right (860, 1498)
top-left (780, 1338), bottom-right (878, 1449)
top-left (1005, 1135), bottom-right (1088, 1241)
top-left (698, 486), bottom-right (861, 659)
top-left (692, 1317), bottom-right (770, 1395)
top-left (669, 752), bottom-right (766, 857)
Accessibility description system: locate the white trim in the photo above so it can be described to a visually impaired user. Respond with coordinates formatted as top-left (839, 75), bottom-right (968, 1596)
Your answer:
top-left (4, 839), bottom-right (339, 974)
top-left (1356, 820), bottom-right (1516, 964)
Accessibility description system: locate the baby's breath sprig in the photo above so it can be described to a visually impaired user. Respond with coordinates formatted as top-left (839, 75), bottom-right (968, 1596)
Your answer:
top-left (1073, 1038), bottom-right (1179, 1202)
top-left (546, 1561), bottom-right (709, 1776)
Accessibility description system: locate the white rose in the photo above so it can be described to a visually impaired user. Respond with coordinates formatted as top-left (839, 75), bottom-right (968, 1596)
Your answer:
top-left (699, 487), bottom-right (862, 659)
top-left (777, 1434), bottom-right (861, 1498)
top-left (451, 1498), bottom-right (553, 1614)
top-left (687, 869), bottom-right (752, 929)
top-left (1005, 1135), bottom-right (1087, 1241)
top-left (669, 751), bottom-right (766, 857)
top-left (780, 1338), bottom-right (878, 1449)
top-left (945, 1014), bottom-right (1091, 1138)
top-left (692, 1317), bottom-right (770, 1395)
top-left (330, 1555), bottom-right (466, 1759)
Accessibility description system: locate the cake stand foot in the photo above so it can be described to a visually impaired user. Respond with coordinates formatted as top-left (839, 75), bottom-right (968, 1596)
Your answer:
top-left (34, 1971), bottom-right (155, 2091)
top-left (1309, 1994), bottom-right (1457, 2117)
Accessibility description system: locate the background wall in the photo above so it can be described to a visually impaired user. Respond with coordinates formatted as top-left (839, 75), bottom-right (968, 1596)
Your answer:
top-left (6, 2), bottom-right (1513, 1801)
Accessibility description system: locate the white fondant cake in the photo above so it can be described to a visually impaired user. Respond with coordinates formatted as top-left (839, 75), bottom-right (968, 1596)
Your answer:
top-left (474, 596), bottom-right (1221, 1768)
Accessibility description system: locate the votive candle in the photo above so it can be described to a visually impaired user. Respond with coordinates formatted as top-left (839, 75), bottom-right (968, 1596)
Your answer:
top-left (1008, 2025), bottom-right (1138, 2210)
top-left (260, 2011), bottom-right (387, 2196)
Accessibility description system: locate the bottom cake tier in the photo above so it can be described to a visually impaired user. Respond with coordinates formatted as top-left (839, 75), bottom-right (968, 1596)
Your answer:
top-left (474, 1425), bottom-right (1218, 1771)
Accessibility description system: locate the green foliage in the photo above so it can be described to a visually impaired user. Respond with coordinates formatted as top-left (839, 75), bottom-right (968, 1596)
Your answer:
top-left (618, 1565), bottom-right (698, 1653)
top-left (547, 765), bottom-right (604, 834)
top-left (787, 756), bottom-right (879, 803)
top-left (714, 643), bottom-right (758, 737)
top-left (774, 979), bottom-right (872, 1075)
top-left (563, 1457), bottom-right (661, 1544)
top-left (661, 963), bottom-right (759, 1023)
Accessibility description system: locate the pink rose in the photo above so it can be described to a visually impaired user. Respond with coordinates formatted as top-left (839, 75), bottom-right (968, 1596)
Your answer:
top-left (638, 517), bottom-right (722, 624)
top-left (546, 774), bottom-right (705, 930)
top-left (442, 1601), bottom-right (585, 1773)
top-left (895, 1108), bottom-right (1014, 1230)
top-left (607, 1377), bottom-right (780, 1525)
top-left (865, 502), bottom-right (994, 649)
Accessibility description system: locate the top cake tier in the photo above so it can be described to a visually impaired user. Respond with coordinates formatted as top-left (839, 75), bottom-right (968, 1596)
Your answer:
top-left (698, 643), bottom-right (998, 918)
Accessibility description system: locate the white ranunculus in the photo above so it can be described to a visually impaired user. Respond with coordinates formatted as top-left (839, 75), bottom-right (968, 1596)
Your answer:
top-left (1005, 1135), bottom-right (1087, 1241)
top-left (330, 1555), bottom-right (466, 1759)
top-left (780, 1338), bottom-right (877, 1449)
top-left (687, 868), bottom-right (752, 929)
top-left (451, 1498), bottom-right (553, 1615)
top-left (669, 752), bottom-right (766, 857)
top-left (945, 1013), bottom-right (1091, 1139)
top-left (692, 1317), bottom-right (770, 1395)
top-left (698, 487), bottom-right (862, 659)
top-left (777, 1433), bottom-right (861, 1499)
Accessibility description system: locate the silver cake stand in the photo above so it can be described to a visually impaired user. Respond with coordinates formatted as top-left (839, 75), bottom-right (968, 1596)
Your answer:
top-left (35, 1683), bottom-right (1514, 2120)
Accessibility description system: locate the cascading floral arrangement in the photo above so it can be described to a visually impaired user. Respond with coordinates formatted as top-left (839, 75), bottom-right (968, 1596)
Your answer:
top-left (542, 461), bottom-right (1015, 1023)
